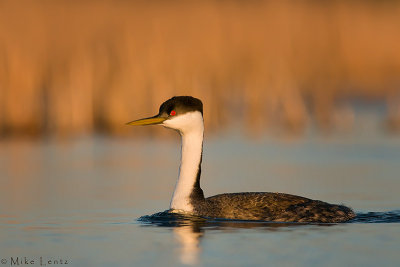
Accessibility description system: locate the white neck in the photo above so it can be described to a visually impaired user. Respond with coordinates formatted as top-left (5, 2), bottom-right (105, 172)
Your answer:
top-left (163, 111), bottom-right (204, 212)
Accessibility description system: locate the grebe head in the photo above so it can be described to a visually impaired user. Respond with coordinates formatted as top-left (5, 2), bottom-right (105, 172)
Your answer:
top-left (126, 96), bottom-right (204, 134)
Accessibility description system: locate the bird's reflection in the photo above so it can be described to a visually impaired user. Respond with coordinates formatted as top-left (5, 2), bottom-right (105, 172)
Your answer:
top-left (173, 225), bottom-right (203, 265)
top-left (138, 211), bottom-right (335, 265)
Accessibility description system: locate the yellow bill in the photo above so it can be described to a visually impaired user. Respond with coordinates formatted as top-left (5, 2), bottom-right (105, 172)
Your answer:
top-left (126, 116), bottom-right (166, 126)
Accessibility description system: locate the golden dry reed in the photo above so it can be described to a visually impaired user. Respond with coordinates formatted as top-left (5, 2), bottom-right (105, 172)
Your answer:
top-left (0, 0), bottom-right (399, 138)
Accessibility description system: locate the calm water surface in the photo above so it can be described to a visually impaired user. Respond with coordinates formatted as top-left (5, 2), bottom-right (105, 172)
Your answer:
top-left (0, 129), bottom-right (400, 266)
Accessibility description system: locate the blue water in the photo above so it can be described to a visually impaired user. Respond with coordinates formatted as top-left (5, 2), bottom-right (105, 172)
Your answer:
top-left (0, 129), bottom-right (400, 266)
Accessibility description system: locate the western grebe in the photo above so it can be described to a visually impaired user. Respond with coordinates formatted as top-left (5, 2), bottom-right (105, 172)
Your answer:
top-left (127, 96), bottom-right (356, 223)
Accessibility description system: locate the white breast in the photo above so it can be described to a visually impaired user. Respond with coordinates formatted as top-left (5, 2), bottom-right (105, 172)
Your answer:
top-left (162, 111), bottom-right (204, 212)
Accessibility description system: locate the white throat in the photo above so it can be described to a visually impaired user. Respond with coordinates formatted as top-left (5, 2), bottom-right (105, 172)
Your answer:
top-left (162, 111), bottom-right (204, 212)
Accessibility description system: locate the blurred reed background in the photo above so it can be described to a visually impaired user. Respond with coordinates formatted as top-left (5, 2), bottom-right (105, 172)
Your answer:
top-left (0, 0), bottom-right (399, 138)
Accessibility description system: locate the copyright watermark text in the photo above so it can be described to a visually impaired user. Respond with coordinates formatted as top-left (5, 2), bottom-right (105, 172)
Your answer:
top-left (1, 257), bottom-right (69, 266)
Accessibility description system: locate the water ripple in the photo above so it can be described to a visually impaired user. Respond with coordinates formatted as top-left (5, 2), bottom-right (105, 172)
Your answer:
top-left (138, 210), bottom-right (400, 228)
top-left (351, 210), bottom-right (400, 223)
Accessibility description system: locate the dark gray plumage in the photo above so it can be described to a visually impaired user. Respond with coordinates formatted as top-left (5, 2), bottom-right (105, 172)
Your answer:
top-left (190, 192), bottom-right (355, 223)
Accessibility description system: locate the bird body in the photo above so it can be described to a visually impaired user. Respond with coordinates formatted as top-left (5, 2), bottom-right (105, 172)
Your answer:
top-left (196, 193), bottom-right (354, 222)
top-left (127, 96), bottom-right (356, 223)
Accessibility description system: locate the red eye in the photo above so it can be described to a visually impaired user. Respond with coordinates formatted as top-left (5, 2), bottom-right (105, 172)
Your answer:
top-left (170, 110), bottom-right (176, 116)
